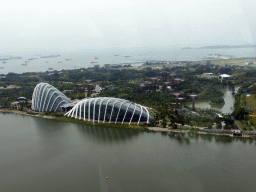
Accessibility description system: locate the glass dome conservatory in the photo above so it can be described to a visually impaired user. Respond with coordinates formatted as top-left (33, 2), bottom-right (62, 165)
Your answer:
top-left (32, 83), bottom-right (72, 112)
top-left (65, 97), bottom-right (153, 124)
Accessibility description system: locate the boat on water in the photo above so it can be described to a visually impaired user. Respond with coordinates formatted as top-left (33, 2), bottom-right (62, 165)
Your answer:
top-left (2, 61), bottom-right (7, 64)
top-left (95, 57), bottom-right (99, 59)
top-left (91, 62), bottom-right (98, 63)
top-left (40, 54), bottom-right (61, 58)
top-left (48, 68), bottom-right (53, 70)
top-left (125, 55), bottom-right (131, 58)
top-left (65, 59), bottom-right (72, 61)
top-left (0, 67), bottom-right (4, 69)
top-left (21, 64), bottom-right (27, 66)
top-left (57, 61), bottom-right (62, 63)
top-left (0, 58), bottom-right (10, 61)
top-left (114, 55), bottom-right (119, 56)
top-left (28, 58), bottom-right (34, 60)
top-left (0, 56), bottom-right (22, 60)
top-left (13, 56), bottom-right (22, 59)
top-left (45, 61), bottom-right (49, 63)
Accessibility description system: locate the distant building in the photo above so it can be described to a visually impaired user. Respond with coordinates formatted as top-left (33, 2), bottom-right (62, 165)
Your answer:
top-left (206, 60), bottom-right (211, 65)
top-left (245, 61), bottom-right (254, 66)
top-left (11, 102), bottom-right (20, 109)
top-left (62, 90), bottom-right (74, 94)
top-left (95, 84), bottom-right (102, 93)
top-left (104, 64), bottom-right (110, 68)
top-left (200, 73), bottom-right (216, 79)
top-left (0, 74), bottom-right (6, 79)
top-left (219, 74), bottom-right (232, 80)
top-left (94, 65), bottom-right (100, 71)
top-left (60, 103), bottom-right (74, 113)
top-left (16, 97), bottom-right (27, 102)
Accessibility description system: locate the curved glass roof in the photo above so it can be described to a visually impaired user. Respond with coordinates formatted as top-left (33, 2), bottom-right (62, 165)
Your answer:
top-left (65, 97), bottom-right (153, 124)
top-left (32, 82), bottom-right (71, 112)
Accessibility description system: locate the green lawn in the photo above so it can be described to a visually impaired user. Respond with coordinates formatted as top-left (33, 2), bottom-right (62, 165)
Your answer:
top-left (245, 94), bottom-right (256, 112)
top-left (245, 94), bottom-right (256, 126)
top-left (237, 120), bottom-right (253, 131)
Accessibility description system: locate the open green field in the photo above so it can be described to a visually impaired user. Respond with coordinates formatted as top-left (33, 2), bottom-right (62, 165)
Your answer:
top-left (245, 94), bottom-right (256, 112)
top-left (243, 93), bottom-right (256, 129)
top-left (236, 120), bottom-right (253, 131)
top-left (211, 58), bottom-right (256, 66)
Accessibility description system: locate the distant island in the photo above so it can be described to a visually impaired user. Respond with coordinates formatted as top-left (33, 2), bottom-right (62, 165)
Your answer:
top-left (199, 44), bottom-right (256, 49)
top-left (181, 47), bottom-right (193, 49)
top-left (182, 44), bottom-right (256, 50)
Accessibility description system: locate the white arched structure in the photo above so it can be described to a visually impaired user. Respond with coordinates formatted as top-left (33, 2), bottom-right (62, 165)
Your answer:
top-left (32, 82), bottom-right (72, 112)
top-left (65, 97), bottom-right (153, 124)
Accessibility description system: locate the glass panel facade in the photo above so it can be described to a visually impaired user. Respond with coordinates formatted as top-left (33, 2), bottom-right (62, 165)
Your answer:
top-left (32, 83), bottom-right (153, 123)
top-left (32, 83), bottom-right (71, 112)
top-left (65, 97), bottom-right (153, 124)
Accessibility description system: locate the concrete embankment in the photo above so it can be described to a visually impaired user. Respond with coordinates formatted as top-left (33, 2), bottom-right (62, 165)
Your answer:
top-left (0, 109), bottom-right (55, 119)
top-left (1, 108), bottom-right (256, 139)
top-left (147, 126), bottom-right (256, 139)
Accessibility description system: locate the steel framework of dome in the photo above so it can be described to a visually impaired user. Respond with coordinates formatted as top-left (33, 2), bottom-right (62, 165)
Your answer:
top-left (65, 97), bottom-right (153, 124)
top-left (32, 82), bottom-right (72, 112)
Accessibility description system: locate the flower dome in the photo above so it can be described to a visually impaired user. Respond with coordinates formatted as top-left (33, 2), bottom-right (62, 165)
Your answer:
top-left (32, 82), bottom-right (71, 112)
top-left (65, 97), bottom-right (153, 124)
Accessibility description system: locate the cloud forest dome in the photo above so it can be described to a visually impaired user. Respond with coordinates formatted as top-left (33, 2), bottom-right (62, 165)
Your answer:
top-left (65, 97), bottom-right (153, 124)
top-left (32, 82), bottom-right (72, 112)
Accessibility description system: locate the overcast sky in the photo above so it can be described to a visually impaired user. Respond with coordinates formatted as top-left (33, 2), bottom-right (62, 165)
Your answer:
top-left (0, 0), bottom-right (255, 53)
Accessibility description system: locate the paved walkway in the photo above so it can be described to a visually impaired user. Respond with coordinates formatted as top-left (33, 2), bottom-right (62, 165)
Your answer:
top-left (247, 121), bottom-right (256, 132)
top-left (234, 120), bottom-right (242, 131)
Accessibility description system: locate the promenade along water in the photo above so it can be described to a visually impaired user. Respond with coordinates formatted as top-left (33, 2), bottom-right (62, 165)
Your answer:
top-left (1, 113), bottom-right (256, 192)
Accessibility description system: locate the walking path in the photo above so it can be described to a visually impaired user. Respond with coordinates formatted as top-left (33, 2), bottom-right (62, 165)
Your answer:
top-left (247, 121), bottom-right (256, 132)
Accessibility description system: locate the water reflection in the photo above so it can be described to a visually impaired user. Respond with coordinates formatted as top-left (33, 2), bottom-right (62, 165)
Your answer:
top-left (214, 135), bottom-right (233, 143)
top-left (187, 133), bottom-right (200, 141)
top-left (198, 134), bottom-right (213, 142)
top-left (32, 118), bottom-right (71, 162)
top-left (76, 125), bottom-right (141, 144)
top-left (2, 113), bottom-right (256, 192)
top-left (168, 132), bottom-right (190, 144)
top-left (32, 118), bottom-right (65, 136)
top-left (167, 132), bottom-right (256, 145)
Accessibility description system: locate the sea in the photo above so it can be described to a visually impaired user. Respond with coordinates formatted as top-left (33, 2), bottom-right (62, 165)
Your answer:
top-left (0, 47), bottom-right (256, 74)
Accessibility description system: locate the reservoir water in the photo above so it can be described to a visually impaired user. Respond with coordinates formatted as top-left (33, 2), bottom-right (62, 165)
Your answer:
top-left (186, 86), bottom-right (240, 114)
top-left (1, 47), bottom-right (256, 74)
top-left (1, 113), bottom-right (256, 192)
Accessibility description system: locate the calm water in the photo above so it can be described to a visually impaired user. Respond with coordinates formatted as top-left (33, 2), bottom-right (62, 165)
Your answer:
top-left (1, 113), bottom-right (256, 192)
top-left (1, 47), bottom-right (256, 74)
top-left (186, 86), bottom-right (240, 114)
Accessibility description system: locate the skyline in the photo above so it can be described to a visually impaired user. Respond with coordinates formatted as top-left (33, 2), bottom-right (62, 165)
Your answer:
top-left (0, 0), bottom-right (256, 54)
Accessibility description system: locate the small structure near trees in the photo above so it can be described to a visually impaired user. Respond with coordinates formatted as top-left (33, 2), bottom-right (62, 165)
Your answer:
top-left (188, 94), bottom-right (199, 111)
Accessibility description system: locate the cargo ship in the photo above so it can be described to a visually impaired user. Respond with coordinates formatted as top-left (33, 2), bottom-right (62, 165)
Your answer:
top-left (40, 55), bottom-right (61, 58)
